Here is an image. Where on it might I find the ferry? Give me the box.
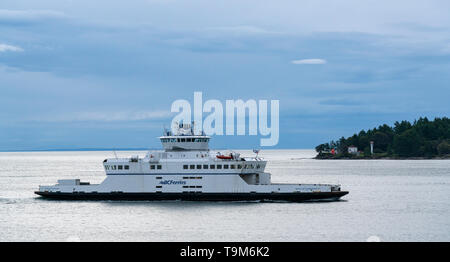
[35,123,348,202]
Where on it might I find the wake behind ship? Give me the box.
[35,123,348,202]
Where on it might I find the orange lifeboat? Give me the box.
[216,154,233,160]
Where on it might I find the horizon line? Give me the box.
[0,147,315,153]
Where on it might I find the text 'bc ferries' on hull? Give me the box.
[35,123,348,202]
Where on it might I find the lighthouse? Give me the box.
[370,141,374,155]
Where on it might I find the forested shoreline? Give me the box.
[315,117,450,159]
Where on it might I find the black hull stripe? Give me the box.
[34,191,349,202]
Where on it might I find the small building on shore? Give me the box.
[348,146,358,154]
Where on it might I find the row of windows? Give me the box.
[107,163,261,171]
[161,138,209,143]
[150,165,162,170]
[183,176,202,179]
[182,164,261,170]
[105,165,129,170]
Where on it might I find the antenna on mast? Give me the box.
[253,149,260,159]
[113,149,118,159]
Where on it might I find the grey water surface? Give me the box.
[0,150,449,241]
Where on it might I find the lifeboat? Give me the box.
[216,154,233,160]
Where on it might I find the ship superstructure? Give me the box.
[35,123,348,201]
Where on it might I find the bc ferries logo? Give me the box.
[171,91,279,146]
[159,180,187,185]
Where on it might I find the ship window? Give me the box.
[124,165,129,170]
[231,165,235,169]
[238,165,242,169]
[183,186,189,188]
[189,186,196,188]
[224,165,229,169]
[112,165,116,170]
[183,165,188,169]
[181,138,186,142]
[150,165,155,170]
[156,177,162,179]
[177,138,180,142]
[190,165,195,169]
[157,165,162,169]
[203,165,208,169]
[187,138,192,142]
[156,186,162,188]
[189,177,196,179]
[195,186,202,188]
[217,165,222,169]
[105,166,109,170]
[256,165,260,169]
[196,177,202,179]
[210,165,215,169]
[196,165,202,169]
[118,165,123,170]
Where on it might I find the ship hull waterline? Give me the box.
[35,191,348,202]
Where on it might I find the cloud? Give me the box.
[34,110,173,122]
[291,59,327,65]
[203,25,281,35]
[0,9,67,25]
[0,43,23,52]
[319,98,362,106]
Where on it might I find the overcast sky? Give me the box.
[1,0,449,150]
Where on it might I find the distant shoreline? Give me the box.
[0,148,152,152]
[0,148,313,153]
[314,117,450,160]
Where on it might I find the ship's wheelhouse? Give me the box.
[160,135,210,151]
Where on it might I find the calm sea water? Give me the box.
[0,150,449,242]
